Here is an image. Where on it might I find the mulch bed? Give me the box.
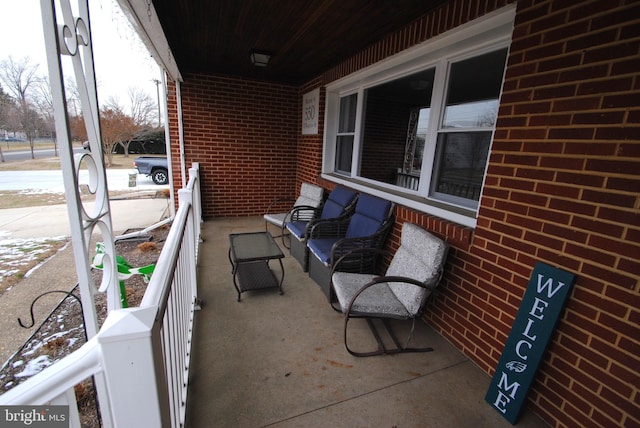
[0,225,170,427]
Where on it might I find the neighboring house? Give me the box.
[127,0,637,426]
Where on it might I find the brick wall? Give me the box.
[314,1,639,426]
[476,2,639,426]
[166,74,299,218]
[296,77,325,186]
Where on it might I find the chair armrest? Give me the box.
[265,197,296,215]
[288,204,321,222]
[330,247,391,277]
[307,216,351,239]
[345,275,435,318]
[330,217,394,267]
[281,204,322,240]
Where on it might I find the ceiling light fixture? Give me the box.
[250,49,271,67]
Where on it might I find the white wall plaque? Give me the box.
[302,88,319,135]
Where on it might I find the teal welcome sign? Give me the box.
[485,262,576,424]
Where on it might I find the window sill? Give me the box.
[320,173,478,229]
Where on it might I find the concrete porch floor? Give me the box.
[185,217,548,427]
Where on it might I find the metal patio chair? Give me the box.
[329,222,448,356]
[263,182,325,247]
[286,185,358,271]
[306,193,394,300]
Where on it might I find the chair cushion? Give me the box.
[332,272,411,318]
[263,212,289,228]
[321,186,357,219]
[386,223,448,315]
[286,221,308,240]
[265,183,323,228]
[296,183,324,208]
[345,194,392,238]
[307,238,337,265]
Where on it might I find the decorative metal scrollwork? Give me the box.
[404,109,419,173]
[40,0,120,339]
[57,16,89,56]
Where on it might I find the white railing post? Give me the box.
[188,163,202,248]
[97,307,170,427]
[178,188,198,306]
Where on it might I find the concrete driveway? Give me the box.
[0,196,171,239]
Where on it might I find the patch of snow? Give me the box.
[24,240,70,278]
[15,355,52,377]
[0,236,68,283]
[40,326,85,345]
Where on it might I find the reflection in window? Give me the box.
[431,48,507,206]
[359,68,435,190]
[432,133,491,201]
[443,99,498,128]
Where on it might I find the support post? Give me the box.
[98,307,170,427]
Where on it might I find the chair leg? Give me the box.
[344,316,434,357]
[266,221,287,240]
[280,224,291,249]
[344,316,386,357]
[394,318,434,354]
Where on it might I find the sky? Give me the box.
[0,0,162,114]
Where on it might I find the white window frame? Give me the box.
[322,5,516,228]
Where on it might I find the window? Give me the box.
[323,7,514,227]
[359,68,435,191]
[431,49,507,208]
[335,94,357,174]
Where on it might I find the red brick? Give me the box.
[589,234,640,259]
[572,111,626,125]
[564,141,618,156]
[595,126,640,141]
[533,83,577,100]
[556,172,604,188]
[586,191,638,209]
[558,64,609,83]
[603,93,640,109]
[582,262,637,289]
[586,158,640,175]
[529,113,572,126]
[578,77,634,96]
[553,96,601,112]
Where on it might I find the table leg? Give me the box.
[276,258,285,295]
[229,247,242,301]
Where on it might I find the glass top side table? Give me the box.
[228,232,285,301]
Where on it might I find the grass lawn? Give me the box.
[0,141,139,208]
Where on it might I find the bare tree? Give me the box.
[0,84,12,162]
[113,88,155,156]
[63,78,90,146]
[65,77,82,119]
[33,76,57,155]
[100,103,136,167]
[0,56,41,158]
[128,87,156,127]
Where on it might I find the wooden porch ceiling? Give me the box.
[151,0,447,84]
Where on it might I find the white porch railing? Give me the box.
[0,163,202,428]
